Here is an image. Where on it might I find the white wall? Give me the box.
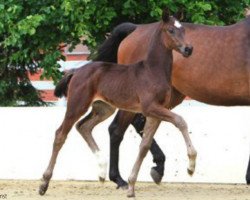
[0,101,249,183]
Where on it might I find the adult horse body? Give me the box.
[95,16,250,187]
[119,19,250,105]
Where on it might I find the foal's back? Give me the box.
[69,61,146,112]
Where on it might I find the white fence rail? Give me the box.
[0,101,249,183]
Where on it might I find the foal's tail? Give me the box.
[54,69,76,98]
[94,22,137,63]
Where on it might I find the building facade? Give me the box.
[30,44,90,104]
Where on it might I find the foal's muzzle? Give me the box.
[180,45,193,57]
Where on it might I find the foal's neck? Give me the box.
[145,25,173,78]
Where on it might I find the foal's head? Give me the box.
[161,9,193,57]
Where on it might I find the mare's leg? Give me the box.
[75,101,115,182]
[131,114,165,184]
[108,110,136,189]
[127,117,161,197]
[246,154,250,184]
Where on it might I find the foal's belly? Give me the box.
[93,98,142,113]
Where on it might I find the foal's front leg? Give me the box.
[131,113,166,184]
[108,111,166,189]
[146,105,197,175]
[127,117,161,197]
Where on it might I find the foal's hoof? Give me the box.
[247,180,250,185]
[127,189,135,198]
[99,176,105,183]
[150,167,163,184]
[127,193,135,198]
[187,168,195,176]
[39,183,49,196]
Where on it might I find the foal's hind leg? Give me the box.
[39,109,87,195]
[75,101,115,182]
[39,91,92,195]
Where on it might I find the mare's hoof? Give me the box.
[113,177,128,190]
[150,167,163,184]
[117,184,128,190]
[39,183,48,196]
[187,168,194,176]
[99,177,105,183]
[247,180,250,185]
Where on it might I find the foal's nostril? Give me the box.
[184,46,193,56]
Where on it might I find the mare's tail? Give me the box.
[94,22,137,63]
[54,69,76,98]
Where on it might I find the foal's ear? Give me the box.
[173,9,184,20]
[162,8,170,23]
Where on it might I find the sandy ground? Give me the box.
[0,180,250,200]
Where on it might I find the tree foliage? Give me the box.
[0,0,249,106]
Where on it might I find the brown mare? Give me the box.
[39,11,195,197]
[94,13,250,187]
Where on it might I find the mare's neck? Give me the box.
[145,26,173,77]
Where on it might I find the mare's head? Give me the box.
[160,9,193,57]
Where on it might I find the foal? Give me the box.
[39,10,196,197]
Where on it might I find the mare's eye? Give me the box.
[168,28,175,34]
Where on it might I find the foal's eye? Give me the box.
[168,28,175,34]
